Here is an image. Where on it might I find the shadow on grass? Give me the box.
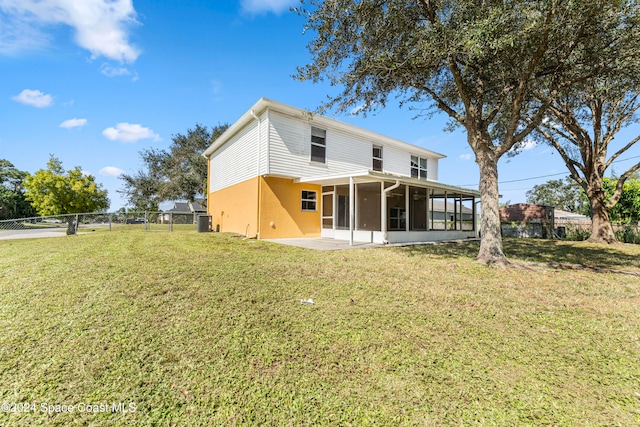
[397,238,640,271]
[398,240,480,260]
[503,238,640,271]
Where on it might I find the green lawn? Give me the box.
[0,232,638,425]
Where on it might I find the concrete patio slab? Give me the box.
[264,237,480,251]
[264,238,383,251]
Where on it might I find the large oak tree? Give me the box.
[534,76,640,243]
[119,124,228,211]
[295,0,639,265]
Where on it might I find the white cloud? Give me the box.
[12,89,53,107]
[211,79,223,94]
[101,64,130,77]
[240,0,297,14]
[99,166,124,176]
[102,122,159,143]
[59,118,87,129]
[0,0,140,62]
[0,14,46,55]
[459,153,473,161]
[349,103,366,116]
[519,139,537,151]
[101,63,138,80]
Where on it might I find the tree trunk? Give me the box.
[587,197,617,244]
[475,148,508,266]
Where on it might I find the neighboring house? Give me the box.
[500,203,556,238]
[554,209,590,224]
[553,209,592,236]
[500,203,555,224]
[159,200,207,224]
[203,98,480,244]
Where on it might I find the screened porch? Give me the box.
[301,172,480,244]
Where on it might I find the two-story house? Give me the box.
[203,98,479,244]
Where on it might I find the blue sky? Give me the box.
[1,0,638,211]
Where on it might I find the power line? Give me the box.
[455,154,640,187]
[456,171,568,187]
[499,172,568,184]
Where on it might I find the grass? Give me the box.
[0,232,638,426]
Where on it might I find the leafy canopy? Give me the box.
[606,178,640,223]
[24,156,109,216]
[119,124,228,210]
[526,177,589,214]
[295,0,634,146]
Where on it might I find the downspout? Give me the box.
[381,180,400,244]
[251,109,261,239]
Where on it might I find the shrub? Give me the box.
[615,225,640,244]
[563,225,590,241]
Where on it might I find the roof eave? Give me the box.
[202,98,447,160]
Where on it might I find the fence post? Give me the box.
[144,210,148,231]
[75,214,79,234]
[169,212,173,232]
[109,214,112,232]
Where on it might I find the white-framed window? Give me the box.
[310,127,326,163]
[411,155,428,180]
[301,190,317,211]
[372,144,383,172]
[389,207,406,230]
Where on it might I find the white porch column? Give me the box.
[405,184,409,231]
[381,180,400,242]
[381,181,386,235]
[349,176,354,246]
[332,185,337,231]
[444,191,448,230]
[354,181,359,231]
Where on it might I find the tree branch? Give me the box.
[605,135,640,170]
[537,127,586,188]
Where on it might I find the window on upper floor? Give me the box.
[310,127,326,163]
[372,144,383,172]
[411,155,428,180]
[301,190,318,211]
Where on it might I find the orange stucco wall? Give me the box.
[208,177,259,237]
[258,176,321,239]
[208,175,321,239]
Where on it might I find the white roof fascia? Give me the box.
[294,170,372,185]
[297,170,480,196]
[202,98,446,160]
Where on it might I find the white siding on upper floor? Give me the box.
[368,146,439,181]
[267,111,308,177]
[208,105,442,190]
[427,158,438,181]
[209,119,262,192]
[382,145,409,176]
[267,110,438,180]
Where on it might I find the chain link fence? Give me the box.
[0,211,203,236]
